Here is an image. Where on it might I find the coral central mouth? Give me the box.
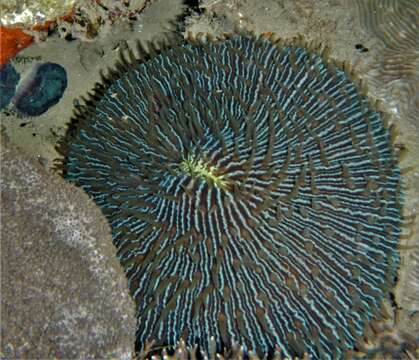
[178,154,230,190]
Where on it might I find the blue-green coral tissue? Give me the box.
[59,34,402,359]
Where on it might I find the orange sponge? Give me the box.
[0,26,34,68]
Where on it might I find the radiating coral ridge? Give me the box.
[57,33,403,359]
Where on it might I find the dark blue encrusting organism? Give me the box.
[56,34,403,359]
[0,63,20,110]
[13,62,67,116]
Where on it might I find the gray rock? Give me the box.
[0,134,136,359]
